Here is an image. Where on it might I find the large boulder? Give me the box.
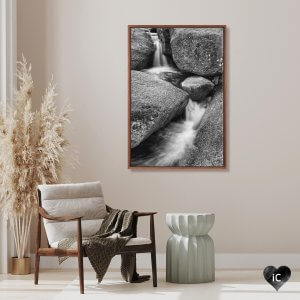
[171,28,223,76]
[131,29,155,70]
[144,67,190,88]
[157,28,172,57]
[180,84,224,166]
[181,76,214,101]
[131,70,189,148]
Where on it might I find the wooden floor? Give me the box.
[1,269,300,299]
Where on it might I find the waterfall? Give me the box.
[151,33,169,67]
[132,32,207,166]
[146,33,177,75]
[132,99,206,166]
[185,99,206,129]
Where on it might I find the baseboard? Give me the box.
[31,253,300,270]
[215,253,300,269]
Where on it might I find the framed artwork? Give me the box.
[128,25,226,169]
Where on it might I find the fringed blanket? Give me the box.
[58,208,138,283]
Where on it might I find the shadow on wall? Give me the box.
[17,0,48,252]
[17,0,47,110]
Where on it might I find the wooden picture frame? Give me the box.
[128,25,226,169]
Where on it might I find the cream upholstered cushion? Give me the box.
[50,237,152,249]
[39,182,107,245]
[44,219,104,245]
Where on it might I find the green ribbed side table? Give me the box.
[166,213,215,283]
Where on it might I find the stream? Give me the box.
[131,33,207,166]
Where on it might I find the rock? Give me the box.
[181,76,214,101]
[180,83,224,166]
[131,29,155,70]
[170,28,223,76]
[156,70,189,88]
[131,71,189,148]
[212,76,219,85]
[157,28,172,57]
[144,67,190,88]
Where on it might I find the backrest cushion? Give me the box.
[39,181,107,245]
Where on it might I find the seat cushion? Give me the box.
[50,237,152,249]
[38,182,107,245]
[45,219,104,245]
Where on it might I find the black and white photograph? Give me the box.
[129,25,225,168]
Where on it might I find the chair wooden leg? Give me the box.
[34,254,40,285]
[78,252,84,294]
[77,218,84,294]
[150,214,157,287]
[151,250,157,287]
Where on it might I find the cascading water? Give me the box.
[147,33,176,75]
[132,99,206,166]
[132,33,207,166]
[151,33,169,67]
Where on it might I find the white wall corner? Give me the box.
[0,0,17,274]
[0,0,16,113]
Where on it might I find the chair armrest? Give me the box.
[38,207,82,222]
[133,212,157,245]
[134,212,157,217]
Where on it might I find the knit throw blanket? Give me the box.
[58,208,137,283]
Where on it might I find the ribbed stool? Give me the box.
[166,213,215,283]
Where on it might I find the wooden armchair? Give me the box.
[34,182,157,294]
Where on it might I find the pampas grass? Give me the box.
[0,57,70,258]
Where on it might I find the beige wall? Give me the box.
[18,0,300,254]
